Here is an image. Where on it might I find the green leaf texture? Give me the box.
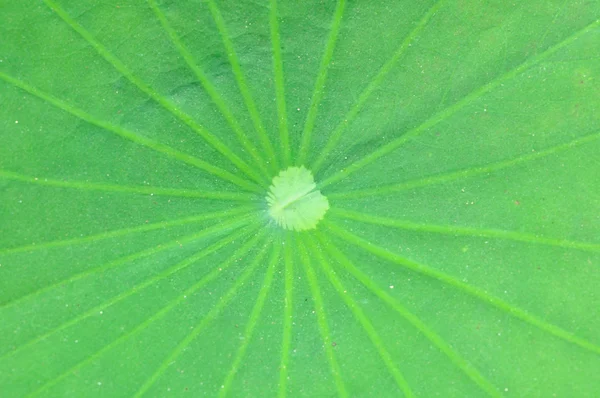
[1,0,599,396]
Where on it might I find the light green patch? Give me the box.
[267,166,329,231]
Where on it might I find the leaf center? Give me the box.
[266,166,329,231]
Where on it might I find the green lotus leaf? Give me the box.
[1,0,599,397]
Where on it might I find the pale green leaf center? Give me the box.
[266,166,329,231]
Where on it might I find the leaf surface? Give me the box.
[1,0,599,397]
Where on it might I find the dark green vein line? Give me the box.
[279,232,294,398]
[133,236,272,398]
[330,208,600,253]
[26,229,266,398]
[147,0,271,181]
[42,0,265,187]
[325,221,600,356]
[0,170,259,202]
[0,206,253,257]
[270,0,291,167]
[306,235,415,397]
[327,130,600,201]
[310,0,446,173]
[318,18,600,188]
[220,239,282,397]
[1,219,259,363]
[536,0,570,51]
[296,0,346,167]
[436,61,461,111]
[0,71,261,193]
[297,235,348,397]
[205,0,279,173]
[0,214,253,310]
[315,232,502,397]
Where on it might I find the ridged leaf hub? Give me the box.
[267,166,329,231]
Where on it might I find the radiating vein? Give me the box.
[42,0,265,186]
[220,239,281,397]
[205,0,279,172]
[25,229,267,398]
[327,130,600,200]
[0,71,261,192]
[279,232,294,398]
[315,232,502,397]
[318,18,600,188]
[329,208,600,253]
[325,221,600,356]
[147,0,271,181]
[0,205,253,257]
[0,211,251,309]
[1,218,259,362]
[306,235,415,397]
[297,235,348,398]
[0,169,259,202]
[270,0,292,167]
[311,0,447,173]
[296,0,347,166]
[133,236,272,397]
